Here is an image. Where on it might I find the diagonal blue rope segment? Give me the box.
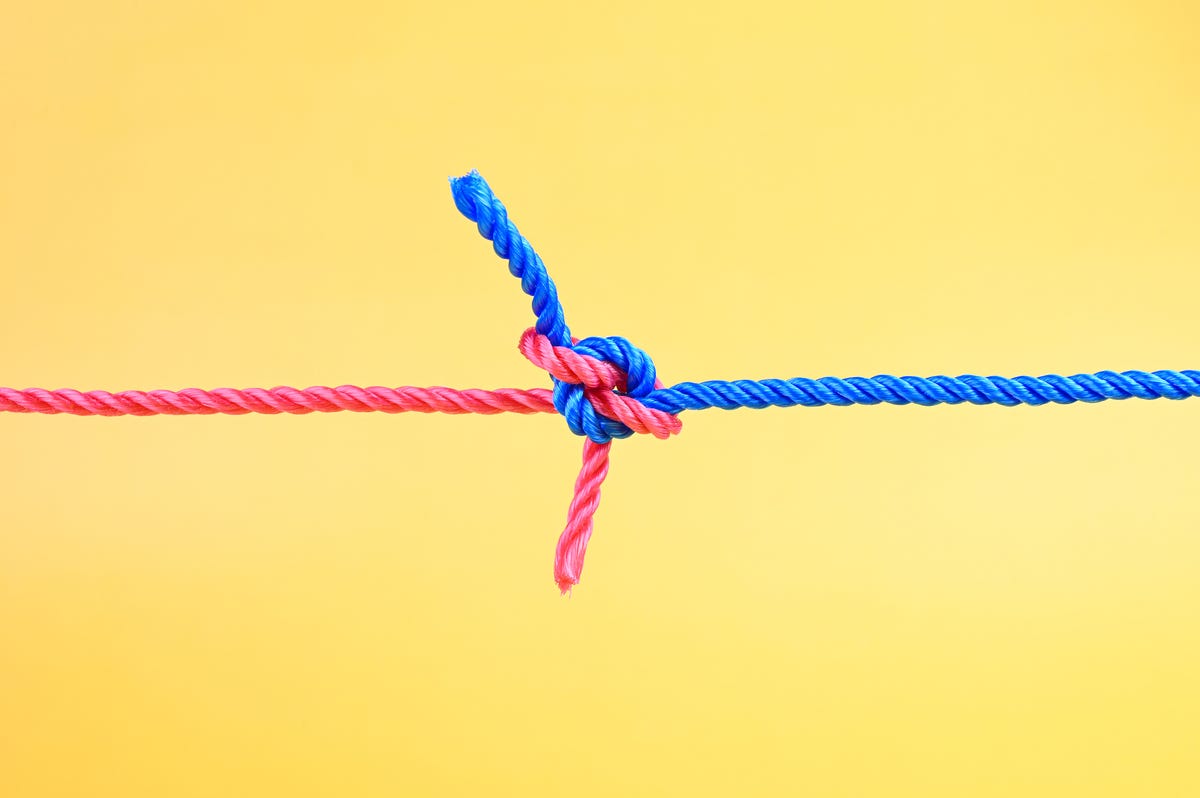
[451,170,638,442]
[640,370,1200,414]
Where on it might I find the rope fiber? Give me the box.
[3,170,1196,592]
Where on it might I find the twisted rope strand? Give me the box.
[640,370,1200,413]
[0,385,555,416]
[3,170,1197,592]
[555,439,611,593]
[450,171,572,347]
[518,327,626,389]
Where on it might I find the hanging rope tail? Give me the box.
[3,169,1199,592]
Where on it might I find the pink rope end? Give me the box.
[554,439,612,593]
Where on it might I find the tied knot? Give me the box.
[519,328,682,443]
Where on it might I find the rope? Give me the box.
[3,170,1195,593]
[640,370,1200,412]
[0,385,553,416]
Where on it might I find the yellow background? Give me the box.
[2,2,1198,795]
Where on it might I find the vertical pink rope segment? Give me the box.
[519,326,682,590]
[555,439,613,593]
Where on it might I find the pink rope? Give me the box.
[0,328,681,592]
[555,439,611,593]
[0,385,553,416]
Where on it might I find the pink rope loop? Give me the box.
[518,328,628,390]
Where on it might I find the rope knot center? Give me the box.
[518,327,681,442]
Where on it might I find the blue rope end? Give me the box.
[449,169,489,221]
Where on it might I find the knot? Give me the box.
[519,327,682,442]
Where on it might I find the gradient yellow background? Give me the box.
[2,2,1199,795]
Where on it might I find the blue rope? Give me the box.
[451,171,1198,439]
[449,171,572,347]
[639,371,1200,414]
[451,171,653,442]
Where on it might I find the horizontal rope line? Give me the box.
[5,370,1198,418]
[643,369,1200,413]
[0,386,555,416]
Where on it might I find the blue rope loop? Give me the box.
[450,170,662,443]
